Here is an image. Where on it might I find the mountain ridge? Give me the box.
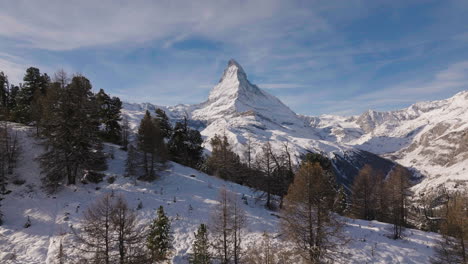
[121,60,468,195]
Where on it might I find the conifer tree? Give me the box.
[14,67,49,123]
[154,108,172,139]
[137,110,166,180]
[190,223,211,264]
[39,74,105,191]
[168,117,203,168]
[147,206,172,262]
[7,84,19,115]
[205,134,242,182]
[96,89,122,144]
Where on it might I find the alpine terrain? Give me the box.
[123,60,468,195]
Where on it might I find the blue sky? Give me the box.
[0,0,468,116]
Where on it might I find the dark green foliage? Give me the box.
[14,67,49,123]
[190,224,211,264]
[154,108,172,139]
[137,110,167,181]
[87,141,108,172]
[39,74,106,192]
[204,134,243,182]
[168,117,203,168]
[147,206,172,262]
[96,89,122,144]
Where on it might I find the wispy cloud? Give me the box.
[0,0,467,117]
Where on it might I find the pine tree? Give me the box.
[137,110,166,181]
[190,224,211,264]
[147,206,172,262]
[7,84,19,115]
[96,89,122,144]
[154,108,172,139]
[14,67,49,123]
[204,134,242,182]
[168,117,203,168]
[39,74,105,191]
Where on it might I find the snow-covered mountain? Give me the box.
[122,60,468,195]
[192,59,300,125]
[306,91,468,194]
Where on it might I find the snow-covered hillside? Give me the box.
[0,124,443,263]
[306,91,468,194]
[121,60,468,195]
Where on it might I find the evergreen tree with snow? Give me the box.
[147,206,172,262]
[189,224,211,264]
[154,108,172,139]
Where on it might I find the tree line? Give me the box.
[62,156,349,264]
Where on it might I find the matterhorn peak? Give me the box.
[219,58,248,83]
[208,59,261,102]
[192,59,300,124]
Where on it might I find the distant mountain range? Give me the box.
[122,60,468,195]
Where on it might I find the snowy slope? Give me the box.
[0,124,443,263]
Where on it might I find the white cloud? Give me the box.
[0,0,318,51]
